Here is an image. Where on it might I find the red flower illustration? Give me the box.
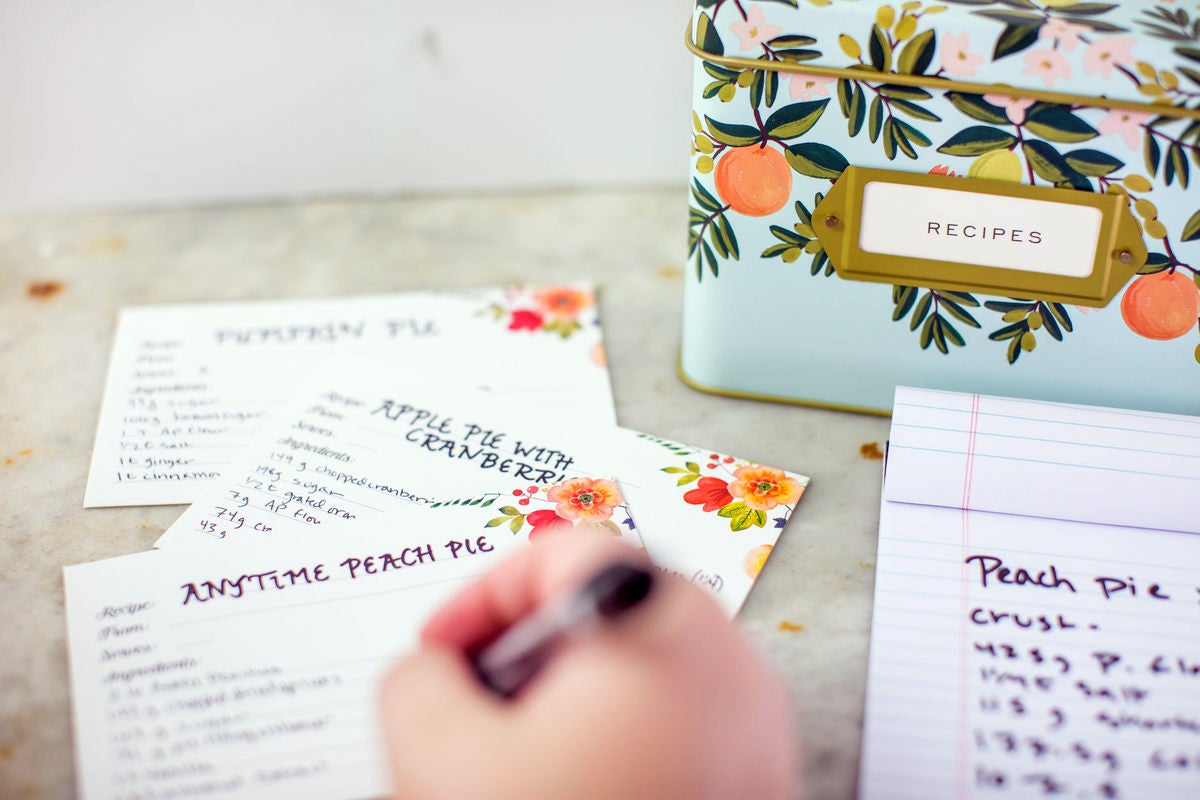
[526,509,573,540]
[508,309,544,331]
[683,476,733,513]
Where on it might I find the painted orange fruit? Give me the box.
[743,544,774,578]
[1120,270,1200,341]
[714,145,792,217]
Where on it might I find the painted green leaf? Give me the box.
[889,98,941,122]
[509,515,525,535]
[892,285,918,320]
[703,62,739,80]
[1145,133,1162,175]
[715,214,740,259]
[977,10,1045,26]
[945,92,1009,125]
[937,126,1018,156]
[868,95,884,143]
[1182,210,1200,242]
[894,119,931,148]
[1063,149,1124,177]
[869,24,892,71]
[897,29,936,75]
[701,239,718,279]
[837,78,853,117]
[910,291,933,331]
[768,34,817,48]
[704,116,761,147]
[1021,139,1073,183]
[1057,4,1119,16]
[876,84,933,101]
[848,84,867,135]
[694,12,723,56]
[1165,142,1190,188]
[485,516,507,528]
[882,118,899,160]
[989,322,1025,342]
[1024,106,1099,143]
[785,142,849,179]
[992,23,1041,60]
[499,505,520,516]
[717,501,764,531]
[1047,302,1073,332]
[676,474,700,486]
[763,98,830,140]
[691,179,723,213]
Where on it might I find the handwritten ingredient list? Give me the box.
[858,387,1200,800]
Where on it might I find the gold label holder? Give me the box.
[812,168,1148,307]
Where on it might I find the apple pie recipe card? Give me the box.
[152,368,809,616]
[84,286,613,508]
[66,495,641,800]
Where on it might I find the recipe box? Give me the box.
[679,1,1200,415]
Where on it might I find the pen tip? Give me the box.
[590,563,654,618]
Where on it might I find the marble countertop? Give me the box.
[0,188,891,799]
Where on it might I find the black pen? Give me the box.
[470,562,655,698]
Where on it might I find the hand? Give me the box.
[379,531,799,799]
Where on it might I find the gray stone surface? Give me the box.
[0,189,890,799]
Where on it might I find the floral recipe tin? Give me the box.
[680,1,1200,415]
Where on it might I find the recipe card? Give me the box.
[858,387,1200,800]
[84,286,613,508]
[66,492,641,800]
[153,370,808,616]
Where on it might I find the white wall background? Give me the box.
[0,0,695,212]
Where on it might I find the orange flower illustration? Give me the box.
[728,466,803,511]
[534,287,593,320]
[546,477,621,522]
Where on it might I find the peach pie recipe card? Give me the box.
[65,496,641,800]
[153,368,809,616]
[84,285,613,508]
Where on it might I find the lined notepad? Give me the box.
[859,387,1200,800]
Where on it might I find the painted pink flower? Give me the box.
[789,73,835,101]
[983,93,1037,125]
[683,476,734,513]
[939,32,984,78]
[1038,17,1088,52]
[525,509,573,540]
[730,6,781,52]
[507,309,543,331]
[545,477,621,523]
[1098,109,1152,150]
[1022,48,1073,88]
[1084,37,1137,80]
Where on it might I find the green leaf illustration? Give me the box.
[1182,210,1200,242]
[694,12,723,56]
[992,23,1041,60]
[763,99,830,140]
[784,142,849,178]
[704,116,761,147]
[509,515,525,535]
[1024,105,1099,143]
[1063,149,1124,176]
[945,92,1010,125]
[897,29,936,75]
[868,24,892,71]
[716,501,767,531]
[938,126,1018,155]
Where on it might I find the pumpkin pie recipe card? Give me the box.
[84,285,613,508]
[152,366,809,616]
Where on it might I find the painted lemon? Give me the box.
[968,148,1022,183]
